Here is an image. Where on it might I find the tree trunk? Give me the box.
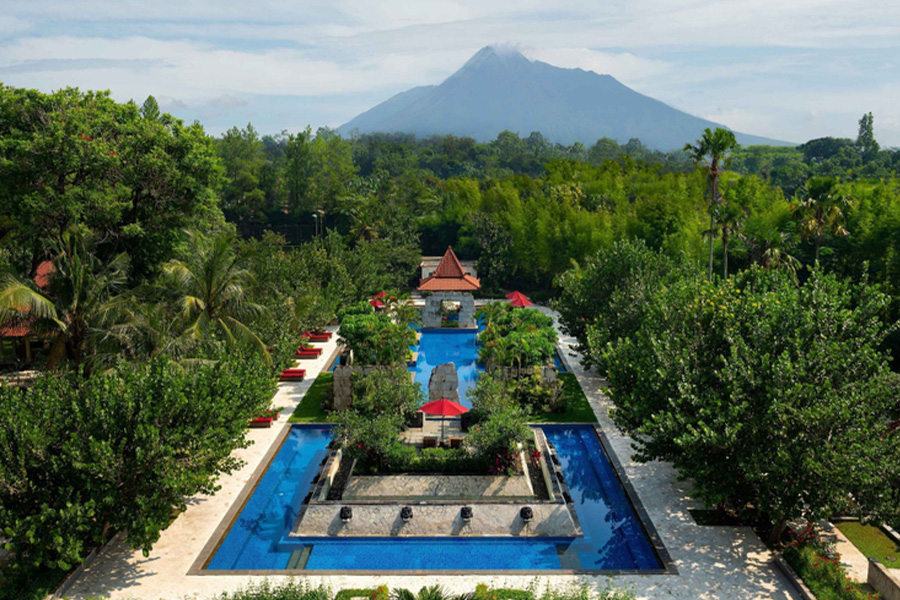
[723,230,729,279]
[45,332,68,371]
[768,518,789,546]
[708,212,715,281]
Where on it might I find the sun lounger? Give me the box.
[303,330,333,342]
[279,369,306,381]
[295,347,322,358]
[423,436,438,448]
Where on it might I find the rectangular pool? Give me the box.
[201,424,668,573]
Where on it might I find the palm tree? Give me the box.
[792,177,852,263]
[0,233,129,369]
[161,233,269,362]
[746,228,801,272]
[684,128,739,280]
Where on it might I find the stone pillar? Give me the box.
[428,362,459,402]
[457,294,475,328]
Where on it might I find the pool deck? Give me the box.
[63,309,800,600]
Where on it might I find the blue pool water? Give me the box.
[206,425,662,572]
[409,328,482,407]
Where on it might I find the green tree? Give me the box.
[161,232,268,360]
[338,313,415,365]
[217,124,268,223]
[0,233,130,369]
[792,177,852,262]
[140,95,160,121]
[0,85,224,279]
[0,352,273,569]
[684,128,739,279]
[283,128,313,214]
[604,266,900,543]
[856,112,880,163]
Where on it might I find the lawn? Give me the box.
[287,373,337,423]
[528,373,598,424]
[835,521,900,569]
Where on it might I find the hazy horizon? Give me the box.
[1,1,898,146]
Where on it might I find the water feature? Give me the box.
[204,424,663,572]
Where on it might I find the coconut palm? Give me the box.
[161,232,269,362]
[684,128,739,280]
[0,233,130,369]
[792,177,852,263]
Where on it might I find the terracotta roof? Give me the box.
[34,261,54,290]
[417,247,481,292]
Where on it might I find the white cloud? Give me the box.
[0,0,898,144]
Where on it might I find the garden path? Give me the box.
[64,308,801,600]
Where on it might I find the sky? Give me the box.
[1,0,899,146]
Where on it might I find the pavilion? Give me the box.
[417,247,480,328]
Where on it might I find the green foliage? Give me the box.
[350,366,423,418]
[0,85,224,280]
[335,367,423,470]
[471,369,564,416]
[0,563,68,600]
[477,304,557,369]
[465,405,531,474]
[0,352,273,570]
[602,265,900,539]
[554,239,690,372]
[214,581,332,600]
[381,444,487,474]
[783,537,873,600]
[339,314,416,365]
[527,373,597,423]
[338,300,375,321]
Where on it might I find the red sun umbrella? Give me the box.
[505,291,527,300]
[510,296,533,308]
[420,398,469,416]
[369,298,384,308]
[420,398,468,444]
[372,291,387,298]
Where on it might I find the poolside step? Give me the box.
[286,546,312,570]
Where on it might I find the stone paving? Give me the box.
[64,309,801,600]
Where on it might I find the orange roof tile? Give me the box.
[417,247,481,292]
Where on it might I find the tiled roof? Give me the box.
[417,247,481,291]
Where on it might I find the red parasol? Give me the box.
[420,398,468,444]
[420,398,469,416]
[509,296,532,308]
[505,291,527,300]
[372,291,387,298]
[369,298,384,308]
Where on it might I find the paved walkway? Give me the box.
[65,309,800,600]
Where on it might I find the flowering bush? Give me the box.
[783,525,880,600]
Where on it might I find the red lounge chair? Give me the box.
[249,416,274,428]
[279,369,306,381]
[295,348,322,358]
[304,330,333,340]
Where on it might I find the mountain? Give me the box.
[338,46,789,151]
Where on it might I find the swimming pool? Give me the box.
[409,327,482,408]
[202,424,667,573]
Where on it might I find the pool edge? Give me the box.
[192,423,677,577]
